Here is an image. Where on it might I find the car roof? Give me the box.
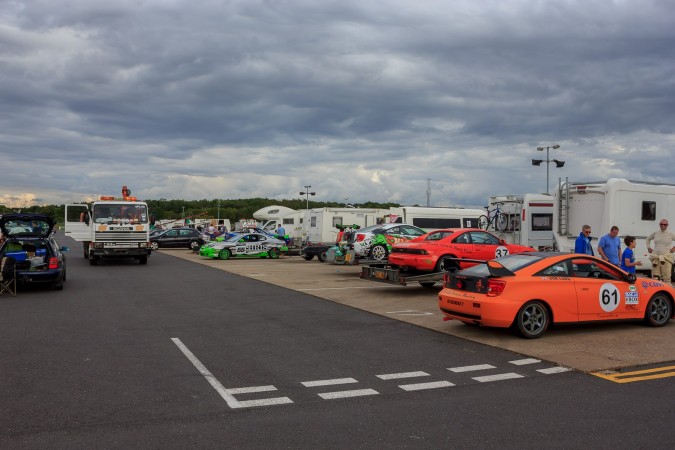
[0,213,54,238]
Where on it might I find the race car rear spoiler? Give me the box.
[446,258,516,277]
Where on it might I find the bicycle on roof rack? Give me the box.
[478,202,509,232]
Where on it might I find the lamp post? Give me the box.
[532,144,564,194]
[299,185,316,210]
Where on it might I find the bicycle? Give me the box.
[478,202,509,232]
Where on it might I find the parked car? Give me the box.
[0,213,68,290]
[150,227,205,250]
[351,223,427,261]
[199,232,287,260]
[389,228,534,272]
[438,252,675,338]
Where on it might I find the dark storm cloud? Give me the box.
[1,0,674,207]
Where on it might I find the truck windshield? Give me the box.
[93,204,148,224]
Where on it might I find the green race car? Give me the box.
[199,232,288,260]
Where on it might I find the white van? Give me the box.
[384,206,484,230]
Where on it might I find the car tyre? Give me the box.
[89,256,98,265]
[644,293,672,327]
[150,242,159,250]
[269,248,280,259]
[435,256,459,273]
[138,255,148,265]
[514,301,549,339]
[218,249,231,260]
[317,250,328,263]
[302,254,314,261]
[369,244,388,261]
[189,240,201,251]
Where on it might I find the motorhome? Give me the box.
[305,207,387,244]
[384,206,484,230]
[485,194,555,251]
[554,178,675,273]
[252,205,304,241]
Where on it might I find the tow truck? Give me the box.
[65,186,152,265]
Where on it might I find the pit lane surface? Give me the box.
[165,249,675,372]
[1,234,674,448]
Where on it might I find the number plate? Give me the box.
[374,270,386,279]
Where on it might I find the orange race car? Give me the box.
[388,228,534,273]
[438,252,675,338]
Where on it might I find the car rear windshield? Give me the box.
[461,254,541,277]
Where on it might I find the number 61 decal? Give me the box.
[599,283,620,312]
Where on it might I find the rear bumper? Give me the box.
[92,248,150,257]
[17,269,63,284]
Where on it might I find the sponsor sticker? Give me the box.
[625,291,639,305]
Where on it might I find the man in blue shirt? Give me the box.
[598,226,621,265]
[574,225,594,255]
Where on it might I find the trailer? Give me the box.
[554,178,675,275]
[484,194,555,251]
[360,265,445,288]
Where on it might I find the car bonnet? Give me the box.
[0,213,54,238]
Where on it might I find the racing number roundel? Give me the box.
[495,246,509,258]
[599,283,620,312]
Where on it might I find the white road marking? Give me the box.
[236,397,294,408]
[172,338,292,409]
[473,373,524,382]
[448,364,496,372]
[318,389,379,399]
[509,358,541,365]
[376,371,430,380]
[172,338,240,409]
[537,366,573,374]
[399,381,455,391]
[301,377,358,387]
[227,385,278,394]
[386,310,435,316]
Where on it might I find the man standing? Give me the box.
[646,219,675,283]
[574,225,594,255]
[276,224,286,237]
[598,226,621,265]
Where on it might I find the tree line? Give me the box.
[0,198,402,225]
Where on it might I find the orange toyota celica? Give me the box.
[438,252,675,338]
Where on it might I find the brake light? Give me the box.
[487,279,506,296]
[48,257,59,269]
[355,233,366,242]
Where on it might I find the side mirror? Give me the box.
[627,273,637,284]
[499,239,506,245]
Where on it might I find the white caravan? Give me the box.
[252,205,304,240]
[384,206,484,230]
[554,178,675,271]
[305,207,387,244]
[485,194,555,251]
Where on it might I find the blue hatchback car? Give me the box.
[0,213,68,290]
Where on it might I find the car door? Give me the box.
[570,257,639,321]
[468,231,508,260]
[532,260,579,322]
[161,229,180,247]
[178,229,193,247]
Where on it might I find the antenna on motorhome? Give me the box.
[426,178,431,207]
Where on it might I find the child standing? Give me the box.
[621,236,642,273]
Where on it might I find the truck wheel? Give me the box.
[318,250,328,262]
[369,244,388,261]
[89,256,98,266]
[138,255,148,265]
[83,243,89,258]
[302,254,315,261]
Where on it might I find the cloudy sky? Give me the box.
[1,0,674,209]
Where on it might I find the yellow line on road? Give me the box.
[592,365,675,383]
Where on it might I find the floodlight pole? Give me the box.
[532,144,563,194]
[299,185,316,210]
